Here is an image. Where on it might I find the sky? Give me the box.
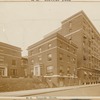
[0,2,100,56]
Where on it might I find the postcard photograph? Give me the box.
[0,1,100,100]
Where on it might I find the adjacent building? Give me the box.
[21,57,28,77]
[0,42,23,77]
[27,33,78,87]
[58,11,100,85]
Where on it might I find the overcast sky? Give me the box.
[0,2,100,56]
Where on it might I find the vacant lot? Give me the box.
[0,78,48,92]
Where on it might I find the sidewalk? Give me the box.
[0,84,99,97]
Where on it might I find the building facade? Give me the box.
[0,42,23,77]
[27,33,78,87]
[21,57,28,77]
[28,10,100,86]
[59,11,100,85]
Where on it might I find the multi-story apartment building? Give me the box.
[0,42,23,77]
[58,11,100,85]
[28,10,100,86]
[27,33,78,87]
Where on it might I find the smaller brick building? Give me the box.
[21,57,28,77]
[27,33,78,87]
[0,42,23,78]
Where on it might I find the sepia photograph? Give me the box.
[0,1,100,100]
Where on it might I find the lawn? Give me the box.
[0,77,48,92]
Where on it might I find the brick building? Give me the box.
[21,57,28,77]
[0,42,23,77]
[27,33,78,87]
[58,11,100,85]
[28,10,100,86]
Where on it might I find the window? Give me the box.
[69,29,72,32]
[59,70,63,75]
[39,57,42,61]
[21,59,27,65]
[48,53,52,61]
[47,66,53,73]
[69,21,72,28]
[83,34,87,39]
[59,66,63,75]
[83,48,85,53]
[39,47,42,52]
[34,67,39,76]
[59,66,63,70]
[0,56,4,65]
[83,26,86,30]
[88,40,91,47]
[67,67,70,74]
[69,21,72,32]
[38,56,42,61]
[68,36,72,43]
[89,50,91,54]
[89,63,91,68]
[48,43,52,48]
[83,55,86,60]
[73,49,76,54]
[69,22,72,27]
[21,60,23,65]
[59,41,62,48]
[0,48,4,52]
[11,69,17,76]
[72,58,76,64]
[67,55,70,62]
[31,59,34,65]
[69,36,72,40]
[89,27,91,33]
[0,58,4,65]
[89,56,91,61]
[0,69,5,76]
[83,19,86,24]
[31,50,34,55]
[83,42,85,46]
[66,45,69,51]
[59,53,63,60]
[12,60,16,65]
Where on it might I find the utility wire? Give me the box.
[2,24,10,44]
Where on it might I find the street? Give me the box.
[0,84,100,100]
[0,84,100,97]
[31,84,100,96]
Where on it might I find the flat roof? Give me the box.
[27,32,77,50]
[0,42,21,51]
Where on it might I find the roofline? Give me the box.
[27,32,77,50]
[62,10,83,24]
[27,33,59,50]
[0,42,21,51]
[62,10,100,38]
[82,11,100,38]
[44,27,61,38]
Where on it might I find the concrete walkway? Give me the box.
[0,84,100,97]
